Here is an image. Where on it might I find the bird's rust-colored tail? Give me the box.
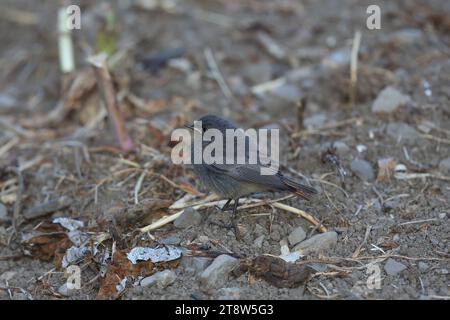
[282,177,318,200]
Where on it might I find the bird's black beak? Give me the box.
[184,123,202,133]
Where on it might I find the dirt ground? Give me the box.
[0,0,449,300]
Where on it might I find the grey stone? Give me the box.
[438,157,450,174]
[288,226,306,246]
[269,230,281,241]
[253,235,265,248]
[303,113,327,129]
[228,76,248,96]
[386,122,421,145]
[186,71,201,90]
[384,258,407,276]
[58,283,75,297]
[217,287,241,300]
[181,256,211,275]
[199,254,239,289]
[160,236,181,245]
[0,93,16,111]
[271,84,301,103]
[330,140,350,156]
[383,198,402,212]
[140,270,176,288]
[0,203,9,223]
[309,263,329,273]
[372,86,411,113]
[322,47,351,68]
[350,159,375,181]
[388,28,423,45]
[173,208,202,228]
[243,62,272,84]
[418,262,429,272]
[438,268,449,275]
[293,232,338,255]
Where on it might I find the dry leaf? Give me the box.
[377,157,396,182]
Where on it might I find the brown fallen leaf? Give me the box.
[379,241,399,250]
[97,249,180,300]
[54,238,74,270]
[20,68,97,128]
[23,222,68,261]
[233,255,314,288]
[377,157,397,182]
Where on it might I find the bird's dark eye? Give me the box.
[202,127,207,133]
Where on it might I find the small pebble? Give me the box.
[174,208,202,228]
[0,203,10,223]
[384,258,407,276]
[288,226,306,246]
[140,270,176,288]
[293,232,338,255]
[350,159,375,181]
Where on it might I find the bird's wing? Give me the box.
[207,163,285,190]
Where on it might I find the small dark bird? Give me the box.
[185,115,317,229]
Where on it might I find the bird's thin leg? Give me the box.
[232,198,239,216]
[210,198,236,230]
[231,198,241,240]
[214,198,232,212]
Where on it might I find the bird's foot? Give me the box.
[209,220,233,230]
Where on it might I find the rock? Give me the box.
[350,159,375,181]
[186,71,201,90]
[217,287,241,300]
[288,226,306,246]
[0,203,9,223]
[168,58,191,73]
[322,47,351,68]
[270,84,301,103]
[356,144,367,153]
[160,236,181,245]
[293,232,338,255]
[243,62,272,84]
[196,235,209,243]
[438,212,447,219]
[140,270,176,288]
[438,157,450,174]
[388,28,423,45]
[24,196,73,220]
[253,235,265,248]
[438,268,449,275]
[331,141,350,156]
[228,76,248,96]
[58,283,75,297]
[269,229,281,242]
[199,254,239,289]
[383,197,402,212]
[0,92,16,111]
[384,258,407,276]
[418,262,429,272]
[386,122,421,145]
[0,271,16,281]
[181,257,211,275]
[372,86,411,114]
[303,113,327,129]
[173,208,202,228]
